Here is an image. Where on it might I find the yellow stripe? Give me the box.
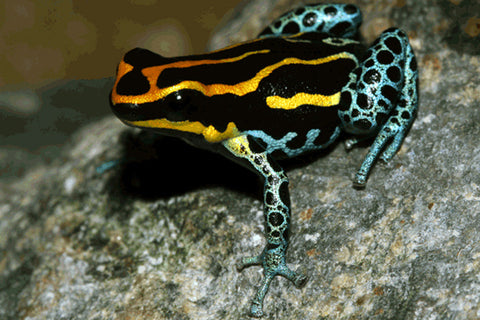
[114,52,355,104]
[125,119,240,143]
[266,92,341,109]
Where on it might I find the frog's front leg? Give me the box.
[339,27,418,187]
[222,135,307,318]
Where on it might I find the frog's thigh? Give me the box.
[338,27,418,186]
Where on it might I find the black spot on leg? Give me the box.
[377,50,394,64]
[266,191,274,206]
[262,165,270,175]
[381,85,398,102]
[339,91,352,111]
[324,6,338,16]
[343,114,351,123]
[267,175,274,185]
[356,93,369,109]
[274,21,282,29]
[283,22,300,34]
[401,111,411,119]
[365,59,375,68]
[302,12,317,27]
[387,66,401,83]
[384,37,402,54]
[268,211,285,227]
[363,69,381,84]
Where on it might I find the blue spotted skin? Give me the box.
[234,3,418,317]
[259,3,362,38]
[339,27,418,185]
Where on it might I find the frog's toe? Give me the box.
[236,254,262,271]
[353,172,368,188]
[250,300,264,318]
[276,264,308,288]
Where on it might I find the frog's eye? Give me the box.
[165,91,193,121]
[169,91,189,109]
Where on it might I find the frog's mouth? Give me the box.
[120,117,240,144]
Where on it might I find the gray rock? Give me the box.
[1,0,480,319]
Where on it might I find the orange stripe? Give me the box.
[113,52,355,104]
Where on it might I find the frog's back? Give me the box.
[112,34,362,153]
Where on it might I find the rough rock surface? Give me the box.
[1,0,480,319]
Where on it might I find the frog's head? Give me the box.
[110,48,240,143]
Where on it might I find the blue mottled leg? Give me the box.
[338,28,418,187]
[223,135,307,317]
[258,3,362,38]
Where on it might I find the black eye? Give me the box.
[165,90,192,121]
[169,91,189,109]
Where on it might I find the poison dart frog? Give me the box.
[110,3,418,317]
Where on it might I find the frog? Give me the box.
[110,3,418,317]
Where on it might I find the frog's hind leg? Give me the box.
[258,3,362,38]
[338,27,419,187]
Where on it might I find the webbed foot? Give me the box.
[237,248,307,317]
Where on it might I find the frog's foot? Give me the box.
[352,124,410,187]
[236,250,307,318]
